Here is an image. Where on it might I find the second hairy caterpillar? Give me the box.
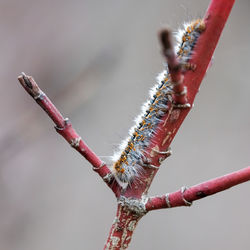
[111,19,205,188]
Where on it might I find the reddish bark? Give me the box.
[146,166,250,211]
[105,0,237,248]
[104,204,142,249]
[18,73,117,191]
[159,29,187,105]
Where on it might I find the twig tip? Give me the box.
[159,28,172,52]
[20,72,33,89]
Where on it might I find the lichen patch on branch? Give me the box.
[118,196,148,216]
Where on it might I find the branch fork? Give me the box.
[118,196,148,216]
[16,1,248,249]
[18,73,116,190]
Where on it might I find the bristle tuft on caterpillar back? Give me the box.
[111,19,205,188]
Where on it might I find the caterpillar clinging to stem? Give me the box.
[111,19,205,188]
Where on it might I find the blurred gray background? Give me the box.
[0,0,250,249]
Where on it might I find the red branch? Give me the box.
[104,204,142,249]
[18,73,117,191]
[104,0,236,248]
[159,29,187,105]
[146,166,250,211]
[123,0,235,199]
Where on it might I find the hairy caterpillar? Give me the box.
[111,19,205,188]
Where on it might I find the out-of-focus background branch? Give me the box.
[0,0,249,249]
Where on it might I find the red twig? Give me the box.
[159,29,188,105]
[146,166,250,211]
[18,73,116,190]
[104,0,236,248]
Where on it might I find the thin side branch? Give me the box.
[146,166,250,211]
[159,29,188,106]
[18,73,116,190]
